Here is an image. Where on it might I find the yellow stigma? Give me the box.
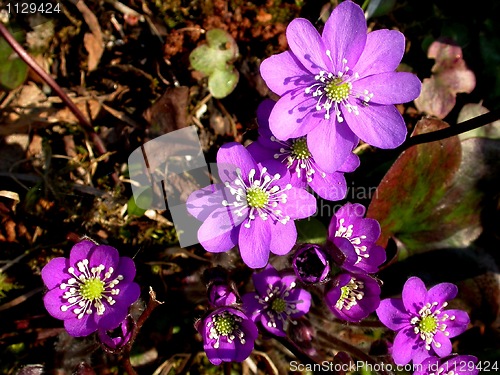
[419,316,438,333]
[291,138,311,159]
[271,298,287,313]
[79,278,105,300]
[214,315,236,336]
[246,187,269,208]
[324,78,351,102]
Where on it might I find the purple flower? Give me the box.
[260,0,421,172]
[41,240,141,337]
[98,315,134,351]
[186,142,317,268]
[198,306,258,365]
[242,265,312,336]
[324,272,381,322]
[376,277,470,365]
[248,99,359,201]
[328,202,386,274]
[292,243,331,284]
[413,355,479,375]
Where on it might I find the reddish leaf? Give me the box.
[415,39,476,119]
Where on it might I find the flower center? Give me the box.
[291,138,311,160]
[257,281,304,331]
[246,187,269,209]
[270,136,324,183]
[335,277,364,311]
[213,314,236,336]
[304,52,374,122]
[207,310,246,349]
[418,315,438,333]
[59,259,123,319]
[223,167,292,228]
[324,78,351,102]
[271,298,287,313]
[410,301,456,351]
[80,278,105,300]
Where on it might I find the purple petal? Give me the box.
[353,30,405,77]
[186,183,228,221]
[269,220,297,256]
[426,282,458,306]
[280,187,317,219]
[286,18,331,73]
[353,72,422,105]
[343,103,406,149]
[269,90,324,141]
[241,292,262,321]
[64,314,98,337]
[41,257,68,290]
[246,141,277,163]
[432,331,452,358]
[260,52,314,96]
[338,152,360,173]
[392,327,417,365]
[414,357,441,375]
[402,277,427,314]
[287,288,312,318]
[239,219,272,268]
[261,312,286,336]
[354,244,386,274]
[43,288,71,320]
[198,206,243,252]
[115,256,137,284]
[217,142,259,184]
[97,282,141,331]
[69,240,97,266]
[308,170,347,201]
[89,245,120,271]
[307,120,358,173]
[441,309,470,337]
[412,343,436,365]
[376,298,411,331]
[252,264,280,296]
[322,1,367,73]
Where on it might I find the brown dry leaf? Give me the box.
[143,86,190,139]
[83,33,104,72]
[75,0,104,72]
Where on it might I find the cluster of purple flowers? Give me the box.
[289,202,385,322]
[39,1,477,372]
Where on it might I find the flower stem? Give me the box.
[121,287,164,375]
[402,109,500,151]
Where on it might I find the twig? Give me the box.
[0,22,121,185]
[401,108,500,151]
[121,287,164,375]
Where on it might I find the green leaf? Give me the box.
[189,28,239,98]
[127,188,154,217]
[296,218,327,245]
[208,68,239,99]
[0,57,29,90]
[0,31,28,90]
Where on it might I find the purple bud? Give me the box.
[292,244,331,284]
[207,283,238,308]
[97,315,134,351]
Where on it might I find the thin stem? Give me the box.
[401,108,500,151]
[0,22,110,156]
[120,287,164,375]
